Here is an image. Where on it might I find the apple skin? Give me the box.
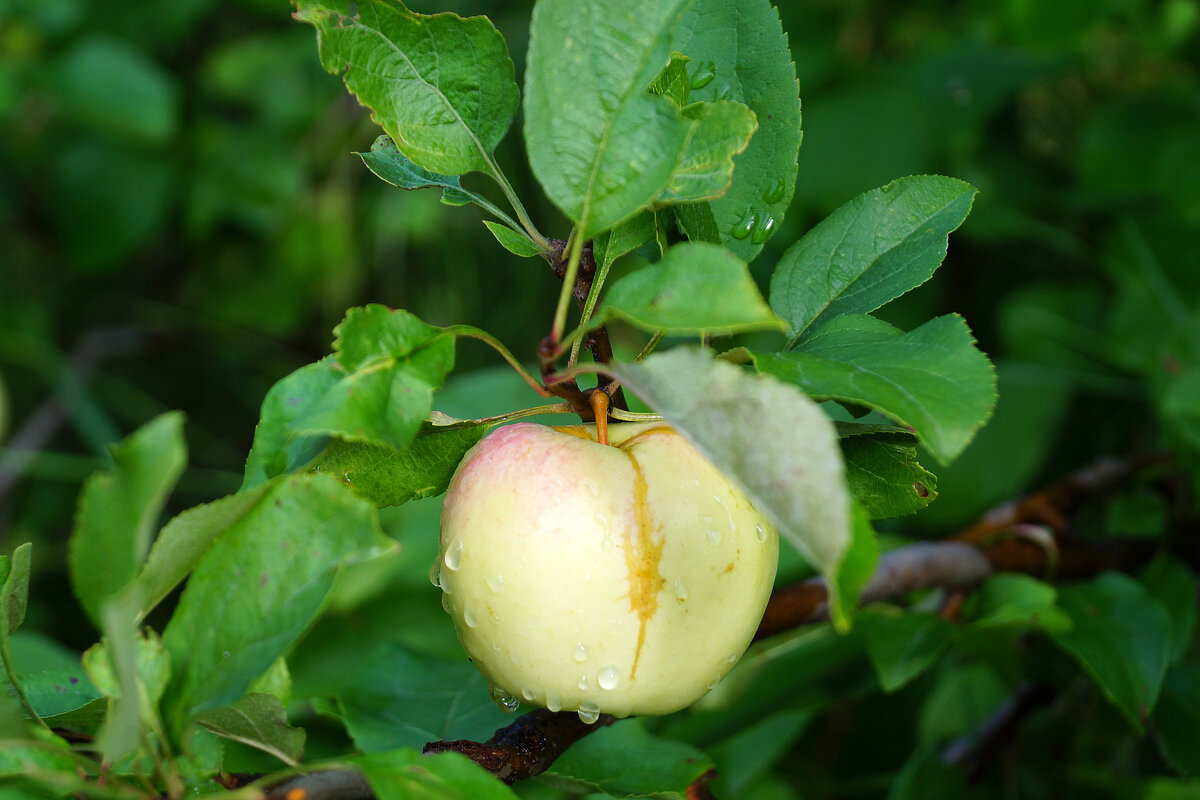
[436,421,778,719]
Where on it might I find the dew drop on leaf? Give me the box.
[751,213,776,244]
[731,210,756,240]
[690,60,716,89]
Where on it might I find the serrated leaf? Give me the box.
[593,242,782,335]
[1049,572,1171,733]
[770,176,977,344]
[545,719,714,797]
[243,359,340,489]
[670,0,801,260]
[296,0,518,176]
[162,473,393,720]
[967,573,1071,632]
[610,347,851,606]
[524,0,755,238]
[754,314,996,464]
[865,609,956,692]
[334,641,514,752]
[132,485,275,619]
[310,423,485,508]
[356,750,520,800]
[194,693,305,767]
[837,423,938,519]
[649,51,691,107]
[482,221,540,258]
[68,412,187,628]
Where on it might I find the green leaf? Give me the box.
[68,412,187,628]
[482,221,540,258]
[20,669,102,723]
[649,51,692,107]
[309,424,485,508]
[593,212,656,271]
[593,242,783,335]
[334,641,514,752]
[654,100,758,205]
[545,719,714,797]
[162,473,393,720]
[673,201,721,244]
[524,0,755,238]
[670,0,801,260]
[610,347,851,608]
[706,710,812,796]
[355,750,520,800]
[828,502,879,632]
[243,359,340,489]
[296,0,518,176]
[770,176,977,344]
[836,423,938,519]
[358,134,487,208]
[132,486,275,620]
[194,693,305,767]
[864,609,956,692]
[1154,663,1200,776]
[1141,555,1198,662]
[754,314,997,464]
[1,543,31,637]
[244,307,456,488]
[1049,572,1172,732]
[967,573,1071,632]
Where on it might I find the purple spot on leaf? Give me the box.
[69,676,79,685]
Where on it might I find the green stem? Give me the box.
[609,408,664,423]
[433,402,575,430]
[551,232,584,344]
[633,331,665,363]
[568,250,613,367]
[444,325,552,397]
[486,156,550,252]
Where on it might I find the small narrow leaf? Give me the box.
[1,543,31,636]
[358,135,491,210]
[194,693,305,767]
[754,314,996,464]
[829,502,879,631]
[594,242,782,335]
[296,0,518,176]
[837,423,938,519]
[309,424,486,508]
[162,473,393,719]
[770,175,977,344]
[482,221,540,258]
[610,347,851,599]
[68,412,187,628]
[671,0,801,260]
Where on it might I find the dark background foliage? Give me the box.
[2,0,1199,797]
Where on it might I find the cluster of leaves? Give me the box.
[3,0,1200,799]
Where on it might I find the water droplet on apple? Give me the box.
[672,577,688,601]
[492,642,502,652]
[690,60,716,89]
[577,702,601,724]
[706,528,722,545]
[573,642,589,662]
[578,675,589,690]
[521,686,535,701]
[486,573,505,593]
[755,523,767,542]
[464,607,479,628]
[726,652,738,664]
[444,540,463,571]
[598,665,620,690]
[546,693,563,712]
[429,562,442,588]
[491,687,519,712]
[440,594,452,613]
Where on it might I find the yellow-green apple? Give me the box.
[436,421,778,721]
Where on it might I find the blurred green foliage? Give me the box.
[2,0,1199,796]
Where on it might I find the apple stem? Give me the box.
[590,389,610,445]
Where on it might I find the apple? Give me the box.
[435,420,778,721]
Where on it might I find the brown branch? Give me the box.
[423,708,615,783]
[265,770,373,800]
